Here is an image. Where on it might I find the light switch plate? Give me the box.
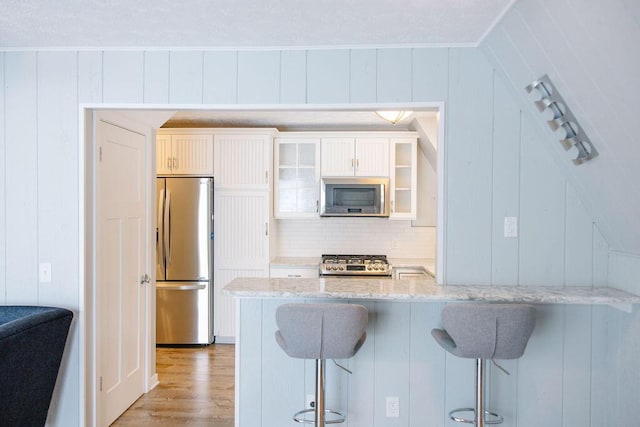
[504,216,518,238]
[39,262,52,283]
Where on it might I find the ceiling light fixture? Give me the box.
[375,111,413,125]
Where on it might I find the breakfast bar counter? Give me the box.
[226,277,640,427]
[223,276,640,306]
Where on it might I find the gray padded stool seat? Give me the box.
[276,303,368,426]
[431,303,536,427]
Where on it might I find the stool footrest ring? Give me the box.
[449,408,504,425]
[293,408,346,424]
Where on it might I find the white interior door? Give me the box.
[96,119,147,426]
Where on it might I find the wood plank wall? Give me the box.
[0,45,620,425]
[480,0,640,424]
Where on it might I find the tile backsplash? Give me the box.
[275,218,435,258]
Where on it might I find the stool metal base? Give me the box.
[292,359,347,426]
[447,358,505,427]
[293,408,345,424]
[449,408,504,425]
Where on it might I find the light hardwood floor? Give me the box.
[111,344,235,427]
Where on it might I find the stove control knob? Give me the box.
[339,266,345,271]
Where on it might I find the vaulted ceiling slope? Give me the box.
[481,0,640,255]
[1,0,513,48]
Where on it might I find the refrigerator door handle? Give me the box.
[165,189,172,266]
[156,283,206,291]
[157,188,165,273]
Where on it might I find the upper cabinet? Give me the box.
[389,138,418,220]
[274,136,320,218]
[156,132,213,176]
[321,137,389,177]
[213,130,275,188]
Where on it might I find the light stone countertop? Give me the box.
[223,276,640,306]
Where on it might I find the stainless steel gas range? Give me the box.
[320,254,392,277]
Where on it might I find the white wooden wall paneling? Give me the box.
[204,51,238,104]
[518,118,565,286]
[612,307,640,426]
[169,51,203,104]
[349,49,376,103]
[280,51,307,104]
[103,51,144,103]
[5,52,38,303]
[409,302,445,426]
[564,184,594,286]
[373,302,411,426]
[517,305,563,427]
[237,51,280,104]
[143,51,170,104]
[0,52,5,303]
[346,300,375,427]
[520,0,639,177]
[490,73,521,285]
[78,51,103,103]
[307,50,350,104]
[444,48,494,284]
[377,48,412,102]
[37,51,79,308]
[591,225,608,287]
[608,252,640,296]
[237,299,263,426]
[412,48,449,102]
[590,305,608,427]
[483,0,640,254]
[562,305,592,426]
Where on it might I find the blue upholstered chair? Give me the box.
[432,303,536,427]
[0,306,74,426]
[275,303,368,426]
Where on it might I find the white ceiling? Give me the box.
[1,0,514,48]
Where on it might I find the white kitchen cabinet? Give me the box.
[320,137,389,177]
[213,130,274,188]
[156,133,214,175]
[274,137,320,218]
[269,265,319,278]
[389,138,418,220]
[213,189,272,340]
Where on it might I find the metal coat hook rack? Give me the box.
[526,75,598,165]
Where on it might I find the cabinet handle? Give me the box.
[167,157,172,170]
[265,171,269,184]
[391,200,395,213]
[173,157,178,170]
[265,222,268,236]
[351,158,354,168]
[287,274,302,278]
[316,200,319,213]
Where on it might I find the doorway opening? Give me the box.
[82,103,444,425]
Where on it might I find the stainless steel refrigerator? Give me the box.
[156,177,214,345]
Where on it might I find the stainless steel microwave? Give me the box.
[320,177,390,217]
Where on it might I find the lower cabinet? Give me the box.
[269,265,319,278]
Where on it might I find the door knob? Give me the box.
[140,274,151,285]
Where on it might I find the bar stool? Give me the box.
[431,303,536,427]
[275,303,368,426]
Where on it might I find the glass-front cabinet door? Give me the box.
[275,137,320,218]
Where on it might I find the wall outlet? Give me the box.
[386,396,399,418]
[39,262,52,283]
[306,394,315,409]
[391,240,399,249]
